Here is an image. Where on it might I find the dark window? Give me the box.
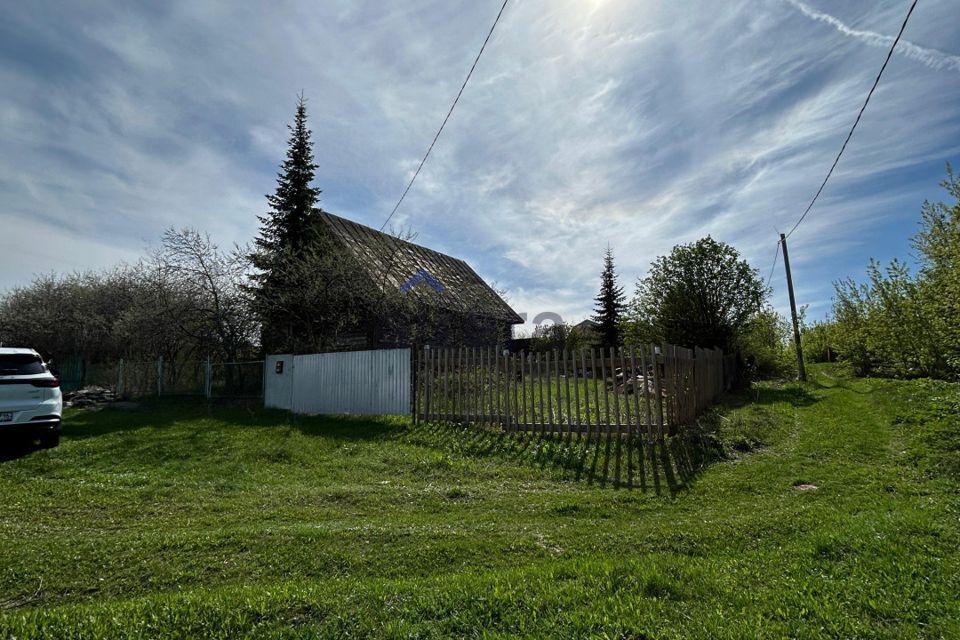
[0,354,46,375]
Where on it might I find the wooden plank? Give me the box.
[572,349,581,434]
[660,344,669,431]
[672,345,679,430]
[414,348,420,422]
[612,347,623,484]
[674,344,682,431]
[545,350,553,433]
[600,347,611,427]
[529,351,536,430]
[437,348,445,421]
[564,350,573,435]
[425,347,433,422]
[490,347,496,428]
[504,349,512,431]
[469,347,476,426]
[470,347,476,426]
[479,348,486,426]
[421,348,427,422]
[554,349,563,434]
[581,349,591,437]
[630,346,644,445]
[477,346,482,426]
[454,347,461,421]
[498,348,505,429]
[489,347,496,427]
[514,353,521,430]
[536,351,545,435]
[431,348,437,423]
[511,351,518,431]
[611,347,622,431]
[619,346,631,428]
[412,349,418,423]
[512,352,519,431]
[491,347,497,427]
[652,345,664,442]
[662,344,670,433]
[520,351,527,429]
[591,349,600,443]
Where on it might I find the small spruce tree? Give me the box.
[592,247,626,349]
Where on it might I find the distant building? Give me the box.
[573,319,600,346]
[316,212,522,350]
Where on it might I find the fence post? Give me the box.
[205,355,212,399]
[423,344,434,422]
[536,351,545,435]
[117,359,125,398]
[503,349,511,431]
[651,345,664,443]
[412,349,419,425]
[156,356,163,397]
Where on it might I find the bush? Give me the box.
[530,323,589,353]
[737,309,796,380]
[828,163,959,380]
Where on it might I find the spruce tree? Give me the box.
[592,247,626,349]
[248,95,325,352]
[252,94,321,259]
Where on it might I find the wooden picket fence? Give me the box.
[415,344,736,440]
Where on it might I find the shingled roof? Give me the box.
[319,212,523,324]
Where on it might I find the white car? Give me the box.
[0,347,63,448]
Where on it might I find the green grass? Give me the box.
[0,364,957,638]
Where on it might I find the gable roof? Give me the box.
[319,212,523,324]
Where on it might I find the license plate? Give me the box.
[0,413,12,423]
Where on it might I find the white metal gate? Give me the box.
[264,349,411,416]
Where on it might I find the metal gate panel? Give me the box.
[264,354,294,410]
[288,348,410,416]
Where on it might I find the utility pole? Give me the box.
[780,233,807,381]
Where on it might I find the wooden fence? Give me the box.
[415,344,735,440]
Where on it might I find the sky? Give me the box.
[2,0,959,335]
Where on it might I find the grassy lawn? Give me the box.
[0,364,957,638]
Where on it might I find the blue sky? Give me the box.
[1,0,958,334]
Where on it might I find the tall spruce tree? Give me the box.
[592,247,626,349]
[248,95,325,352]
[252,94,321,258]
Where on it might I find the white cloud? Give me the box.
[786,0,960,73]
[1,0,958,328]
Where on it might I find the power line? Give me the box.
[765,240,781,290]
[785,0,918,240]
[379,0,511,232]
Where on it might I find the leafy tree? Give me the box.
[802,320,838,364]
[914,163,960,373]
[832,259,940,377]
[0,232,258,381]
[530,323,588,353]
[825,165,959,379]
[151,228,255,362]
[591,248,626,349]
[738,308,796,379]
[629,236,765,352]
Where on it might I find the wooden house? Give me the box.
[316,212,522,350]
